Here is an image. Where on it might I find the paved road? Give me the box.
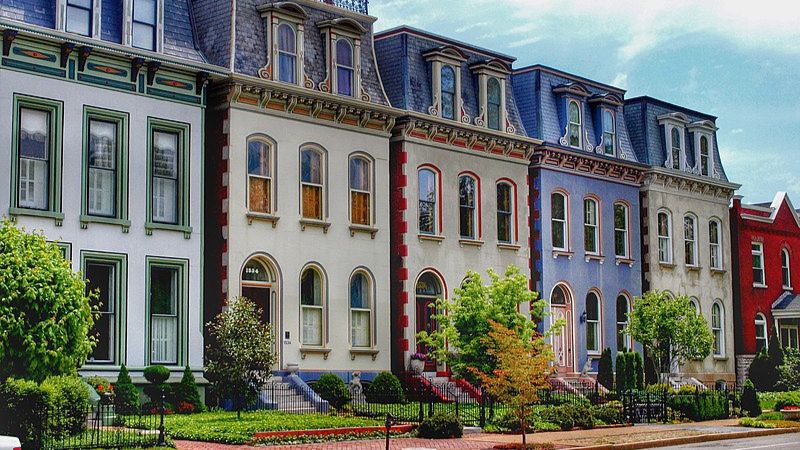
[658,433,800,449]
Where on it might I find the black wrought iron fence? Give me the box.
[619,383,741,424]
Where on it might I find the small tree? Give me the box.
[473,321,552,447]
[616,352,628,391]
[633,352,645,390]
[741,379,761,417]
[173,366,204,413]
[0,221,96,382]
[114,365,140,414]
[597,348,614,391]
[206,297,276,418]
[627,291,714,383]
[777,348,800,391]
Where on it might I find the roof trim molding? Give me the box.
[256,2,309,20]
[552,82,591,98]
[469,58,510,76]
[316,17,368,36]
[657,111,690,125]
[643,167,739,200]
[422,45,468,63]
[740,191,800,229]
[686,119,718,132]
[588,93,623,107]
[374,25,516,63]
[531,145,647,186]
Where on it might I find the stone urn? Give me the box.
[409,358,425,374]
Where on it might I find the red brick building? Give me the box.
[731,192,800,383]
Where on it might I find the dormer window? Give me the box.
[487,78,502,130]
[258,2,308,85]
[277,24,298,84]
[66,0,92,36]
[700,136,710,176]
[132,0,157,51]
[658,112,690,171]
[670,127,682,170]
[470,59,511,132]
[441,65,456,120]
[568,101,581,148]
[602,110,615,155]
[336,39,355,96]
[424,47,467,121]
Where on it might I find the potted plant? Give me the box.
[409,353,427,374]
[88,376,116,426]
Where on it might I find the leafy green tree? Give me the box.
[416,266,542,386]
[0,221,95,382]
[597,348,614,390]
[205,297,276,418]
[777,348,800,391]
[627,291,714,384]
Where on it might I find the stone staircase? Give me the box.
[422,372,480,403]
[259,376,317,413]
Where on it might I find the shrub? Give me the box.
[741,379,761,417]
[114,364,140,414]
[176,401,195,414]
[42,375,89,435]
[668,391,727,421]
[312,374,350,410]
[597,348,614,390]
[144,365,171,385]
[539,404,595,430]
[633,352,645,390]
[774,391,800,411]
[364,372,404,404]
[0,378,51,448]
[616,352,628,391]
[777,348,800,391]
[739,417,776,428]
[172,366,204,413]
[756,411,784,421]
[418,412,463,438]
[592,402,625,425]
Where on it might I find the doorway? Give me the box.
[550,284,574,373]
[415,271,444,372]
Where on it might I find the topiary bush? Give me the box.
[42,375,89,435]
[616,352,628,392]
[114,364,140,414]
[312,374,350,410]
[774,391,800,411]
[418,412,463,438]
[0,378,52,448]
[597,348,614,391]
[741,379,761,417]
[144,365,171,385]
[364,372,405,404]
[633,352,645,390]
[172,366,204,413]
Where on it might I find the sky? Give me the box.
[370,0,800,204]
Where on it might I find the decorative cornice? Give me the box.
[642,167,739,201]
[531,145,646,186]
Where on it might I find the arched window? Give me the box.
[614,202,629,258]
[441,65,456,120]
[496,182,513,243]
[671,127,682,170]
[568,100,581,148]
[418,168,438,234]
[689,296,700,313]
[700,135,710,176]
[586,291,601,354]
[349,155,372,226]
[459,175,477,239]
[616,294,631,351]
[487,77,502,130]
[712,301,724,357]
[709,219,722,269]
[336,39,354,96]
[684,214,697,266]
[300,147,324,220]
[247,138,272,214]
[350,271,373,348]
[551,192,568,251]
[551,284,569,305]
[755,313,768,352]
[657,210,673,264]
[277,23,297,84]
[782,248,792,289]
[300,266,325,346]
[583,198,599,254]
[241,258,275,324]
[603,110,615,155]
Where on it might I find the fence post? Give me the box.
[157,392,167,447]
[479,390,486,428]
[427,383,433,418]
[385,413,392,450]
[418,384,424,423]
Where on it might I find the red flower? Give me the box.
[96,385,104,393]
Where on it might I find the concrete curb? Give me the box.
[570,426,800,450]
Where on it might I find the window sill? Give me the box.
[247,212,280,227]
[753,283,768,289]
[459,238,484,248]
[9,207,64,226]
[686,265,702,272]
[783,285,793,291]
[587,351,602,357]
[350,224,378,239]
[349,348,379,361]
[145,222,193,239]
[552,250,573,260]
[300,218,331,233]
[710,268,726,275]
[584,254,605,264]
[497,242,521,251]
[418,233,445,243]
[300,347,332,360]
[80,215,131,232]
[658,261,676,269]
[713,355,728,361]
[615,257,635,267]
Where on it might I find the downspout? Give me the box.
[229,0,237,71]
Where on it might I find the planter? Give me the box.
[781,409,800,421]
[96,407,116,426]
[409,359,425,374]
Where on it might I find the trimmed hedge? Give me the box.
[418,412,463,439]
[312,374,350,410]
[41,375,89,435]
[774,391,800,411]
[172,366,204,413]
[668,391,728,421]
[365,372,405,404]
[144,365,171,385]
[0,378,51,448]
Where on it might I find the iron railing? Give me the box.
[318,0,369,15]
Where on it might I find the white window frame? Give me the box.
[335,38,355,97]
[496,181,514,244]
[684,214,698,267]
[602,109,616,156]
[458,174,478,240]
[712,301,724,357]
[657,210,673,264]
[568,100,582,149]
[349,154,373,227]
[128,0,163,52]
[752,242,766,287]
[616,294,631,351]
[583,197,599,255]
[349,271,373,349]
[246,136,275,215]
[755,313,768,352]
[551,191,569,251]
[300,146,326,221]
[424,47,466,121]
[586,291,602,355]
[486,77,502,131]
[670,126,683,170]
[440,64,457,120]
[276,22,299,85]
[614,202,629,259]
[782,248,792,289]
[418,167,439,235]
[709,219,723,270]
[780,325,799,350]
[699,135,711,176]
[300,265,326,347]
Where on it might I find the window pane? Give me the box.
[614,204,626,229]
[133,0,156,23]
[301,270,321,306]
[248,140,270,177]
[132,22,155,50]
[18,159,48,210]
[350,158,369,191]
[352,310,371,347]
[337,68,353,96]
[243,260,271,282]
[151,267,177,315]
[552,221,564,249]
[586,294,599,320]
[152,178,177,223]
[568,102,580,124]
[279,53,297,84]
[153,131,178,178]
[248,177,271,213]
[302,185,322,219]
[441,66,455,120]
[336,39,353,67]
[301,150,321,184]
[89,168,115,216]
[552,194,565,220]
[89,120,117,169]
[302,307,322,345]
[459,177,475,238]
[419,170,436,202]
[66,6,91,36]
[278,24,296,53]
[351,191,370,225]
[350,274,369,309]
[487,78,501,130]
[87,262,115,363]
[20,108,49,160]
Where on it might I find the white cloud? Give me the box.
[611,72,628,89]
[731,129,744,134]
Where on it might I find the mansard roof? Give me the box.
[373,26,526,136]
[1,0,205,63]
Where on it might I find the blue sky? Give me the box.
[371,0,800,203]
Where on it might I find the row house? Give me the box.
[194,0,397,380]
[0,0,220,381]
[730,193,800,383]
[625,97,740,385]
[374,27,535,375]
[512,66,646,377]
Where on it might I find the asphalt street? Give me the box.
[657,433,800,449]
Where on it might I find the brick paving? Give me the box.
[175,435,506,450]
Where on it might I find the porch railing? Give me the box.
[317,0,369,14]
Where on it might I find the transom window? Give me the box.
[752,242,765,286]
[86,262,116,363]
[709,219,722,270]
[551,192,568,251]
[586,292,601,354]
[712,302,724,357]
[684,215,697,266]
[700,136,710,176]
[66,0,92,36]
[301,147,324,220]
[670,127,682,170]
[247,138,272,214]
[151,130,180,225]
[277,23,297,84]
[18,107,51,211]
[418,168,438,234]
[568,100,581,148]
[350,156,372,226]
[459,175,477,239]
[132,0,157,51]
[487,77,502,131]
[782,248,792,289]
[755,313,768,352]
[496,182,513,243]
[301,267,324,346]
[614,202,629,258]
[616,294,631,351]
[583,198,599,254]
[602,110,615,155]
[336,39,354,96]
[350,272,372,348]
[150,265,179,365]
[441,65,456,120]
[657,211,673,263]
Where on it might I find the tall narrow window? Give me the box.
[18,108,51,210]
[301,267,324,346]
[712,302,724,357]
[709,219,722,269]
[150,265,179,365]
[551,192,568,251]
[603,110,615,155]
[151,130,179,224]
[689,297,700,313]
[752,242,765,286]
[87,119,117,217]
[350,156,371,226]
[616,294,630,351]
[568,100,581,148]
[350,272,372,348]
[336,39,354,96]
[614,203,629,258]
[459,175,477,239]
[247,139,272,214]
[277,24,297,84]
[584,198,598,254]
[671,127,682,170]
[66,0,92,36]
[684,215,697,266]
[132,0,157,51]
[586,292,601,354]
[496,182,513,243]
[301,148,324,220]
[658,211,672,263]
[782,249,792,289]
[86,262,116,363]
[441,65,456,120]
[487,77,501,130]
[755,313,768,352]
[418,168,437,234]
[700,136,710,176]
